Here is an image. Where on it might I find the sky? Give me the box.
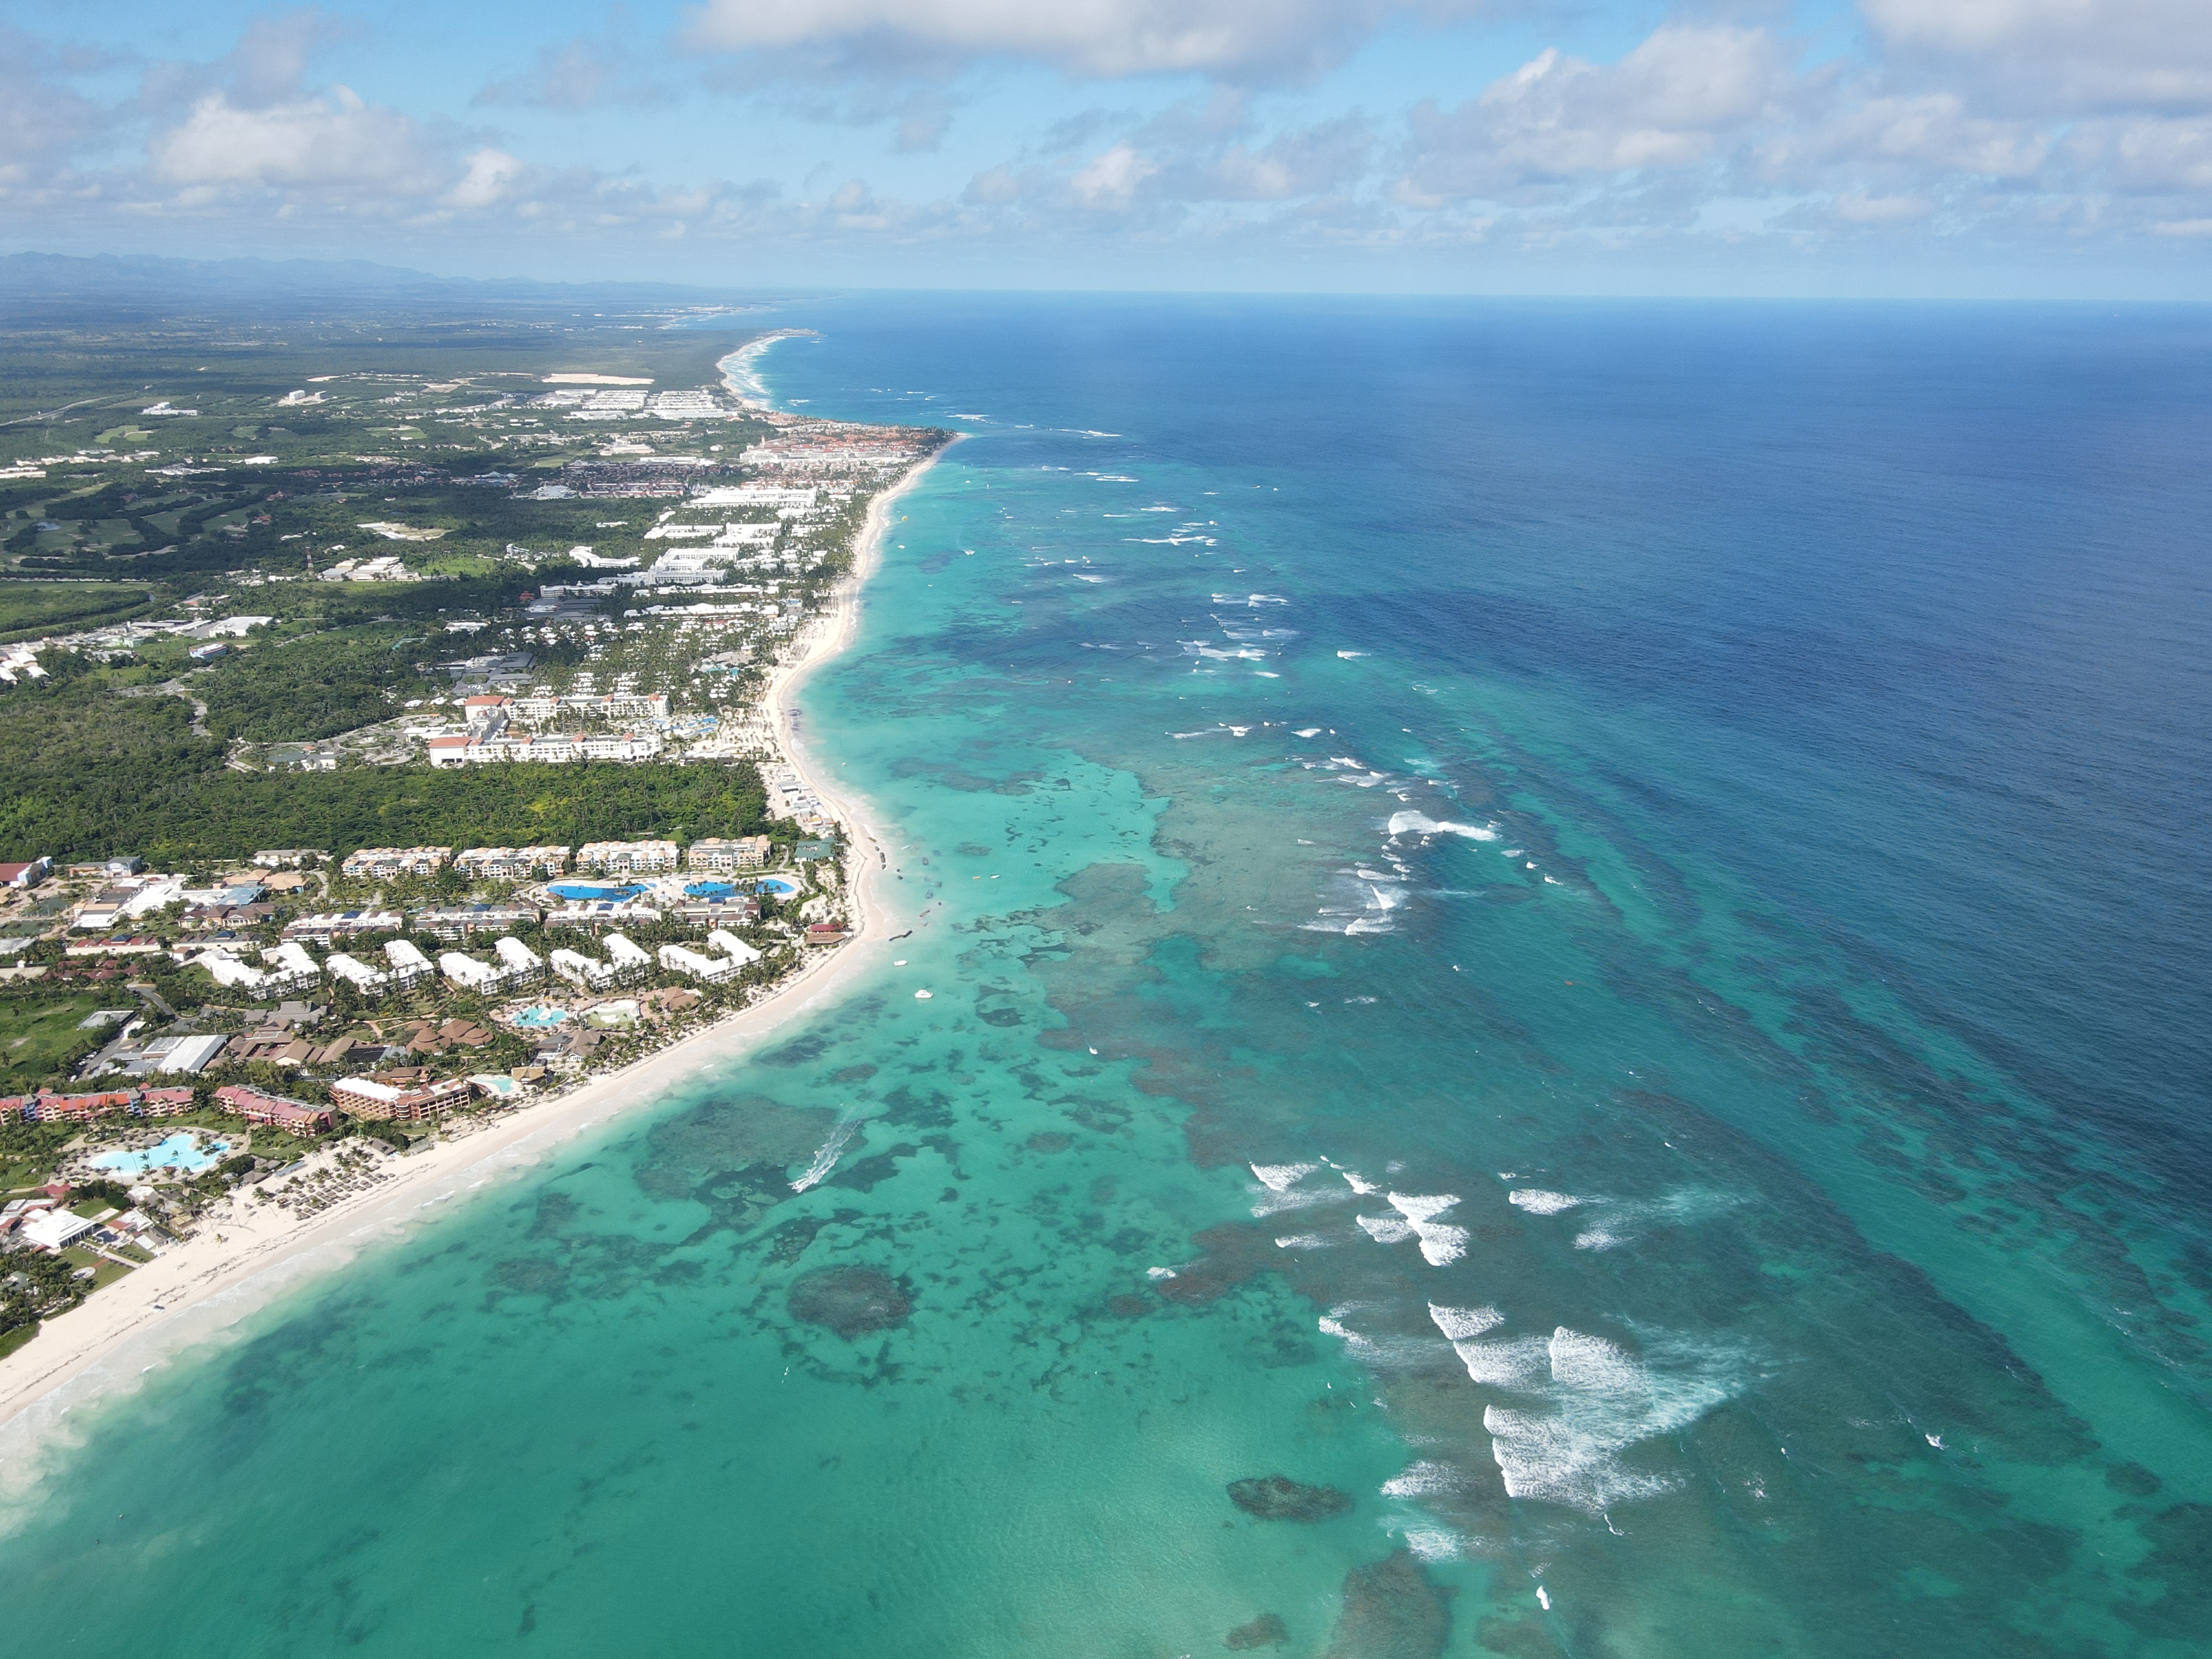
[6,0,2211,296]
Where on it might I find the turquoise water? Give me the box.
[3,299,2209,1656]
[87,1133,229,1176]
[546,881,644,901]
[509,1006,570,1029]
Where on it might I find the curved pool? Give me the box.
[547,882,645,902]
[510,1005,571,1028]
[91,1134,231,1177]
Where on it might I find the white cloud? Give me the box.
[1830,189,1932,222]
[2068,115,2212,193]
[1401,26,1789,200]
[444,148,525,210]
[1860,0,2212,114]
[683,0,1481,81]
[1072,142,1159,206]
[152,88,445,195]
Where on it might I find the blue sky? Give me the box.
[8,1,2211,295]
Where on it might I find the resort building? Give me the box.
[493,937,544,980]
[575,839,680,875]
[259,942,322,995]
[331,1076,474,1121]
[251,849,325,868]
[544,900,663,931]
[22,1089,137,1123]
[409,904,542,941]
[670,898,761,929]
[427,731,663,766]
[687,835,773,872]
[440,951,505,993]
[340,847,453,880]
[549,947,613,988]
[659,943,738,984]
[281,910,405,942]
[384,939,434,987]
[455,846,570,880]
[603,933,652,980]
[213,1085,336,1134]
[19,1208,96,1251]
[192,949,268,990]
[507,691,670,724]
[706,930,763,967]
[325,952,390,992]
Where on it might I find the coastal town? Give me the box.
[0,321,943,1363]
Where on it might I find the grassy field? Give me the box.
[0,990,116,1094]
[60,1245,134,1288]
[0,580,161,643]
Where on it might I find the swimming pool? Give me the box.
[90,1133,231,1177]
[510,1005,571,1028]
[685,881,736,898]
[752,877,799,898]
[546,882,645,902]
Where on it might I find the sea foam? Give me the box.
[1509,1190,1585,1214]
[1387,810,1499,841]
[1386,1192,1470,1265]
[1430,1303,1505,1340]
[1478,1327,1751,1514]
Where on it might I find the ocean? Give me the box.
[3,295,2208,1657]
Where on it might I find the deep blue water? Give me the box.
[2,296,2208,1657]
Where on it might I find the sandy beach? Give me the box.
[0,441,951,1448]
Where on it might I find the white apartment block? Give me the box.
[341,846,453,879]
[575,839,680,875]
[456,846,570,880]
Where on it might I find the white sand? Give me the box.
[0,443,954,1446]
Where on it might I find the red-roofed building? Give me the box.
[213,1085,335,1134]
[29,1089,135,1123]
[331,1074,473,1121]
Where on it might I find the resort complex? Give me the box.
[0,327,943,1358]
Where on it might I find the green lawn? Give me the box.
[60,1246,133,1288]
[0,990,112,1093]
[0,1322,40,1360]
[0,580,161,643]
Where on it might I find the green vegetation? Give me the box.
[0,990,113,1094]
[0,580,162,644]
[70,1177,133,1211]
[199,629,439,743]
[60,1246,132,1288]
[1,1247,85,1342]
[0,667,768,861]
[0,1321,39,1360]
[0,1118,75,1191]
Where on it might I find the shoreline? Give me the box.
[0,427,951,1451]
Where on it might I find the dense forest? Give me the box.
[199,630,441,743]
[0,675,769,862]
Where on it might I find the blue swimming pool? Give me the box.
[510,1006,570,1028]
[547,882,645,902]
[752,877,799,898]
[684,881,736,898]
[90,1133,231,1177]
